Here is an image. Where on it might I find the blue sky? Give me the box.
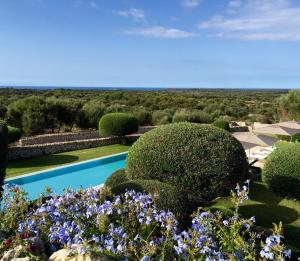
[0,0,299,89]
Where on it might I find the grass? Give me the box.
[210,141,300,253]
[209,179,300,253]
[6,144,130,178]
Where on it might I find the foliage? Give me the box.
[277,133,300,142]
[110,179,188,220]
[126,123,249,208]
[263,143,300,199]
[277,89,300,121]
[79,100,106,129]
[213,119,230,131]
[151,110,172,125]
[0,183,292,260]
[0,88,284,134]
[132,108,152,126]
[7,96,46,135]
[0,120,8,191]
[7,126,22,143]
[104,169,128,188]
[172,109,212,124]
[99,113,139,137]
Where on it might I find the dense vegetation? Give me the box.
[111,123,248,219]
[0,88,285,135]
[277,89,300,121]
[99,113,139,137]
[0,184,291,260]
[263,143,300,199]
[0,120,8,191]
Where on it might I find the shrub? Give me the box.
[79,100,106,128]
[99,113,139,137]
[126,123,248,207]
[172,109,212,124]
[111,179,188,220]
[1,184,291,260]
[105,169,128,188]
[0,120,8,191]
[263,143,300,199]
[213,119,230,131]
[7,126,22,143]
[132,109,152,126]
[151,111,172,125]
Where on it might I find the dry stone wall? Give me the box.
[8,135,140,160]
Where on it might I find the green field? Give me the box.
[6,144,130,178]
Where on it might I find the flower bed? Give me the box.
[0,183,292,260]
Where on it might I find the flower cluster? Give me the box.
[1,182,293,260]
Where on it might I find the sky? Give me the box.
[0,0,300,89]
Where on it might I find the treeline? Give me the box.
[0,88,286,136]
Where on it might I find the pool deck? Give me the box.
[5,151,128,183]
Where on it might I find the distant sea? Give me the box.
[0,86,290,92]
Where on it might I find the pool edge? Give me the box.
[5,152,128,182]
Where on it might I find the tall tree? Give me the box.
[277,90,300,121]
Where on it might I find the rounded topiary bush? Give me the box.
[213,119,230,131]
[7,126,22,143]
[263,144,300,199]
[99,113,139,137]
[111,179,188,219]
[105,169,128,188]
[126,123,248,205]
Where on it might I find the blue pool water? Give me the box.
[5,153,127,200]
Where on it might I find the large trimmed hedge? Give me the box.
[126,123,248,205]
[111,179,188,219]
[263,143,300,199]
[0,120,8,191]
[99,113,139,137]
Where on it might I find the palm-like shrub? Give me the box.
[0,120,8,191]
[126,123,248,207]
[99,113,139,137]
[263,143,300,199]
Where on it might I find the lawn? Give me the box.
[209,178,300,253]
[6,144,130,178]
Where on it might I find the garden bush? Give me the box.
[0,183,291,260]
[110,179,188,220]
[213,119,230,131]
[104,169,128,188]
[263,143,300,199]
[99,113,139,137]
[7,126,22,143]
[126,123,248,206]
[0,120,8,191]
[151,110,172,125]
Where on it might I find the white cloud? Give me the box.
[198,0,300,41]
[114,8,146,22]
[182,0,202,8]
[122,26,198,39]
[90,1,99,9]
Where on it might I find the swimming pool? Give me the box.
[5,152,127,200]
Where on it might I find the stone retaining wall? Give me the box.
[8,135,140,160]
[19,126,157,146]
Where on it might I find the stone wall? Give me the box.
[8,135,140,160]
[19,126,157,146]
[20,130,100,146]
